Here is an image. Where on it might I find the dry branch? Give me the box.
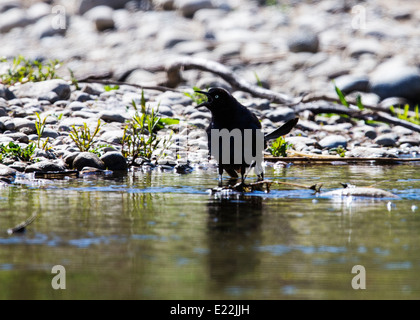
[7,213,38,235]
[164,57,301,105]
[76,57,420,132]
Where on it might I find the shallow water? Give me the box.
[0,163,419,299]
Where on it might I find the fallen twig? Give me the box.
[164,57,300,105]
[7,213,38,235]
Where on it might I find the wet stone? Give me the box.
[374,133,398,147]
[318,135,348,149]
[25,160,66,173]
[100,152,128,171]
[73,152,106,171]
[0,164,17,177]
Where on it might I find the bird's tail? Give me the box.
[264,118,299,141]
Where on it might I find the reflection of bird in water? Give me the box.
[206,195,263,285]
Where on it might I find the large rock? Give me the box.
[0,8,31,33]
[0,164,17,177]
[5,118,37,134]
[25,160,66,173]
[12,79,71,102]
[370,59,420,101]
[0,84,16,100]
[287,27,320,53]
[31,15,68,39]
[318,135,348,149]
[265,107,295,123]
[73,152,106,171]
[174,0,215,18]
[84,5,115,31]
[77,0,131,14]
[333,75,370,94]
[100,152,128,171]
[374,133,398,147]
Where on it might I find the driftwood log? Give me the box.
[77,57,420,133]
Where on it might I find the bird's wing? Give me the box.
[264,118,299,141]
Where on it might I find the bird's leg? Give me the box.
[218,165,224,186]
[240,166,247,185]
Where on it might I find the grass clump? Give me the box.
[0,55,61,85]
[69,119,102,152]
[0,142,35,162]
[121,91,175,165]
[184,86,207,105]
[268,136,292,157]
[390,104,420,125]
[34,112,52,152]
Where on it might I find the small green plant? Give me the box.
[69,119,102,152]
[0,55,61,85]
[268,136,292,157]
[254,71,263,88]
[334,83,349,107]
[330,146,347,157]
[184,86,207,105]
[390,104,420,125]
[68,68,80,90]
[333,82,364,111]
[104,85,120,92]
[34,112,53,151]
[121,91,175,164]
[90,144,114,157]
[0,141,35,162]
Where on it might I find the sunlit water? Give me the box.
[0,163,419,299]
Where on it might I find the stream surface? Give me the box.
[0,163,419,299]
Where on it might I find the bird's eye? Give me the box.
[215,95,219,99]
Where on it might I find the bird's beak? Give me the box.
[194,90,212,108]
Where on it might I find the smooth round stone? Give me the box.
[73,152,106,171]
[374,133,397,147]
[265,107,295,123]
[370,60,420,101]
[25,160,66,173]
[100,151,127,171]
[0,164,17,177]
[318,135,348,149]
[287,27,320,53]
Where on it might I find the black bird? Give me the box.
[195,87,298,184]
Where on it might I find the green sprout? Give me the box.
[121,91,175,165]
[69,119,102,152]
[268,136,292,157]
[184,86,207,105]
[0,55,61,85]
[0,142,35,162]
[390,104,420,125]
